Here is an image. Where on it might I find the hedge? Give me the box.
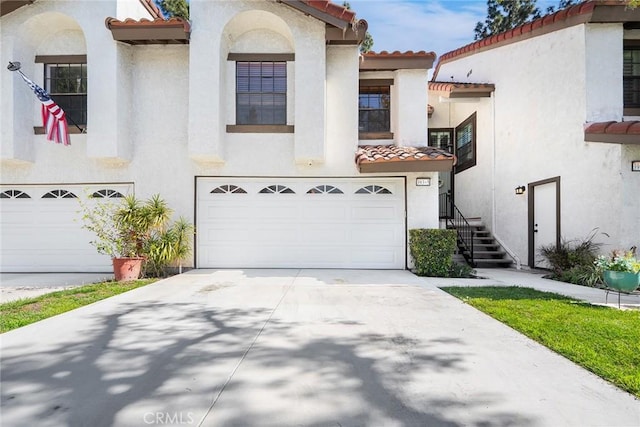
[409,228,458,277]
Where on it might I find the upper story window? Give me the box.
[624,42,640,113]
[236,61,286,125]
[226,53,294,133]
[359,79,393,140]
[429,129,453,153]
[455,113,476,173]
[34,55,87,132]
[44,63,87,126]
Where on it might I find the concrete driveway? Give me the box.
[1,269,638,427]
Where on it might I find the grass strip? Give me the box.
[442,286,640,398]
[0,279,157,333]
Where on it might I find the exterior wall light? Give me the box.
[515,186,526,195]
[632,160,640,172]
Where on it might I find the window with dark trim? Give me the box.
[624,42,640,111]
[236,61,286,125]
[455,113,476,173]
[44,63,87,126]
[359,85,391,135]
[429,128,453,153]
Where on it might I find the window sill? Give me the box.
[623,107,640,116]
[359,132,394,140]
[34,126,86,135]
[226,125,294,133]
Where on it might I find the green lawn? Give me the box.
[442,286,640,398]
[0,279,157,333]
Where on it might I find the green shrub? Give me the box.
[449,262,475,278]
[539,228,606,287]
[409,229,457,277]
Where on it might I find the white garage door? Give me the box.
[196,177,406,269]
[0,184,133,272]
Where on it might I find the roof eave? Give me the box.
[360,55,436,71]
[105,18,191,45]
[358,159,454,173]
[1,0,34,17]
[585,133,640,144]
[278,0,352,29]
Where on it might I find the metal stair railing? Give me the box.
[439,192,452,219]
[445,200,475,267]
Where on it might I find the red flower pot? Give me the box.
[112,257,144,282]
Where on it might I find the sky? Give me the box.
[348,0,563,58]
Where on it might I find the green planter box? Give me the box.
[603,270,640,293]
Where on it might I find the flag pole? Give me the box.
[8,61,85,134]
[7,61,86,145]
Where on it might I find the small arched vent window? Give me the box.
[259,185,295,194]
[91,189,124,198]
[211,185,248,194]
[0,190,31,199]
[307,185,343,194]
[42,189,78,199]
[355,185,392,195]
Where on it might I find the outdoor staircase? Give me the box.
[440,193,513,268]
[454,220,513,268]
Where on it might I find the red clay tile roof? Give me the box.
[279,0,357,28]
[429,81,495,94]
[356,145,456,173]
[362,51,436,60]
[433,1,636,80]
[584,120,640,144]
[300,0,356,23]
[105,17,191,44]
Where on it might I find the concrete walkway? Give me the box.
[1,269,638,427]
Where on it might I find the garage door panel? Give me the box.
[1,184,133,272]
[197,177,406,269]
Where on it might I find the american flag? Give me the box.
[15,69,70,146]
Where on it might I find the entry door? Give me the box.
[528,177,560,268]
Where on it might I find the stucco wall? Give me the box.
[1,0,441,269]
[434,23,635,263]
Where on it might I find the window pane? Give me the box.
[45,64,87,125]
[358,86,391,132]
[236,61,287,125]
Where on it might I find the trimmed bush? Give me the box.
[409,228,458,277]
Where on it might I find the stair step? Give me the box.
[464,250,506,256]
[474,258,513,265]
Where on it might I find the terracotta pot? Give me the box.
[112,257,144,282]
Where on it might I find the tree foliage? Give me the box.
[474,0,541,40]
[157,0,189,20]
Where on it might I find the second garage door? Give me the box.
[196,177,406,269]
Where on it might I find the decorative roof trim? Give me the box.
[429,81,496,98]
[355,145,456,173]
[433,1,640,80]
[105,17,190,45]
[584,120,640,144]
[278,0,356,29]
[360,51,436,71]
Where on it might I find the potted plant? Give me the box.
[594,249,640,292]
[80,194,193,281]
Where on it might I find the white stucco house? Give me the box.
[429,0,640,268]
[0,0,454,272]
